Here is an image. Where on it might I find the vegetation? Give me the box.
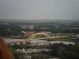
[8,42,79,59]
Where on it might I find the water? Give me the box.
[49,41,75,45]
[4,38,25,43]
[4,38,75,45]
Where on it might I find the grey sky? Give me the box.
[0,0,79,20]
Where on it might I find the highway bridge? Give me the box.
[26,32,67,42]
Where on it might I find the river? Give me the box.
[4,38,75,45]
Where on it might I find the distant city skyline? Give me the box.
[0,0,79,20]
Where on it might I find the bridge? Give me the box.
[26,32,51,42]
[26,32,67,42]
[4,32,69,45]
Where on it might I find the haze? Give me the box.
[0,0,79,20]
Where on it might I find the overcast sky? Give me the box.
[0,0,79,20]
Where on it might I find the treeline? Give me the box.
[0,21,79,36]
